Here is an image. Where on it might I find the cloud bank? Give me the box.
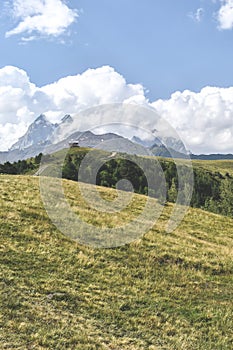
[0,65,147,151]
[152,87,233,154]
[0,65,233,154]
[5,0,78,40]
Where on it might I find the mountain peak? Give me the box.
[32,114,51,126]
[9,114,55,151]
[132,135,162,148]
[61,114,73,124]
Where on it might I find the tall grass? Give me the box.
[0,175,233,349]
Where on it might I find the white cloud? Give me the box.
[188,8,204,23]
[217,0,233,30]
[1,65,233,154]
[5,0,78,40]
[0,65,147,151]
[41,66,147,113]
[151,86,233,154]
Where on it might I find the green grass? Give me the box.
[0,175,233,349]
[48,146,233,175]
[191,159,233,176]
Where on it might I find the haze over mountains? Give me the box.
[0,114,148,163]
[1,113,233,164]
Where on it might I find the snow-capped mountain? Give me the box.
[60,114,73,124]
[8,112,188,157]
[0,113,232,163]
[161,136,188,155]
[131,135,188,155]
[131,136,162,148]
[0,114,149,163]
[10,114,57,151]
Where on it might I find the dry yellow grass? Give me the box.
[0,175,233,349]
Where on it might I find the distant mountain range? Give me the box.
[0,114,150,163]
[1,114,233,163]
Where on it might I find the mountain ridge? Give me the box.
[1,114,233,163]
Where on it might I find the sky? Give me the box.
[0,0,233,153]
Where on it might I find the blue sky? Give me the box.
[0,0,233,153]
[1,0,232,99]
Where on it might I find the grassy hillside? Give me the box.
[192,159,233,176]
[2,148,233,218]
[48,147,233,218]
[0,175,233,349]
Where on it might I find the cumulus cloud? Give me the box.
[217,0,233,30]
[0,65,147,151]
[5,0,78,40]
[152,87,233,154]
[41,66,147,113]
[1,64,233,154]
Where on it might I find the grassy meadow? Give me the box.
[192,159,233,176]
[0,174,233,349]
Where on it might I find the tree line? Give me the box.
[62,149,233,218]
[1,149,232,218]
[0,153,42,175]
